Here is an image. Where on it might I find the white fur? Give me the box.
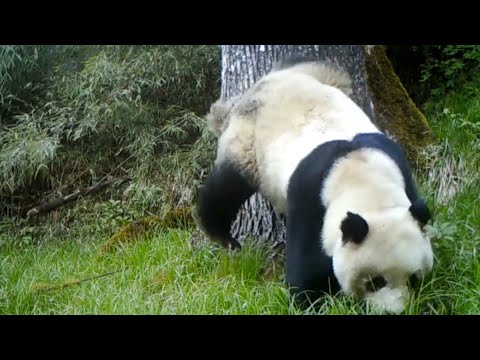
[272,61,353,97]
[206,99,233,137]
[207,60,433,314]
[365,286,409,315]
[321,148,434,314]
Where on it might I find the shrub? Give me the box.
[0,45,221,217]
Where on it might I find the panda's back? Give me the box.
[252,71,379,213]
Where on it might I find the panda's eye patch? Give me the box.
[365,276,387,292]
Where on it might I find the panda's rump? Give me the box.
[215,113,258,186]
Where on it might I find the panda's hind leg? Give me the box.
[195,160,257,250]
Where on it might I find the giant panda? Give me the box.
[195,56,434,314]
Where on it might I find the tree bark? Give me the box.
[219,45,430,247]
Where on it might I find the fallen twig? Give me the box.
[32,270,124,293]
[27,176,131,217]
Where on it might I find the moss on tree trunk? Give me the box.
[365,46,433,164]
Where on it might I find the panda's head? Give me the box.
[331,201,433,314]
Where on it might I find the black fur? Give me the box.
[408,274,419,289]
[286,139,351,308]
[340,212,369,244]
[366,276,387,292]
[286,132,427,309]
[409,199,431,226]
[196,161,257,249]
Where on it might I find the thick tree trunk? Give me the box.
[219,45,430,247]
[220,45,375,121]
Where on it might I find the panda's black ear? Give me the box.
[409,199,431,227]
[341,211,369,245]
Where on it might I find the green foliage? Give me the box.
[0,122,60,194]
[387,45,480,105]
[0,45,221,217]
[0,46,39,109]
[0,216,37,248]
[418,45,480,96]
[0,45,82,124]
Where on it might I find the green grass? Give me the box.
[413,80,480,315]
[2,76,480,315]
[0,229,282,314]
[1,225,379,314]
